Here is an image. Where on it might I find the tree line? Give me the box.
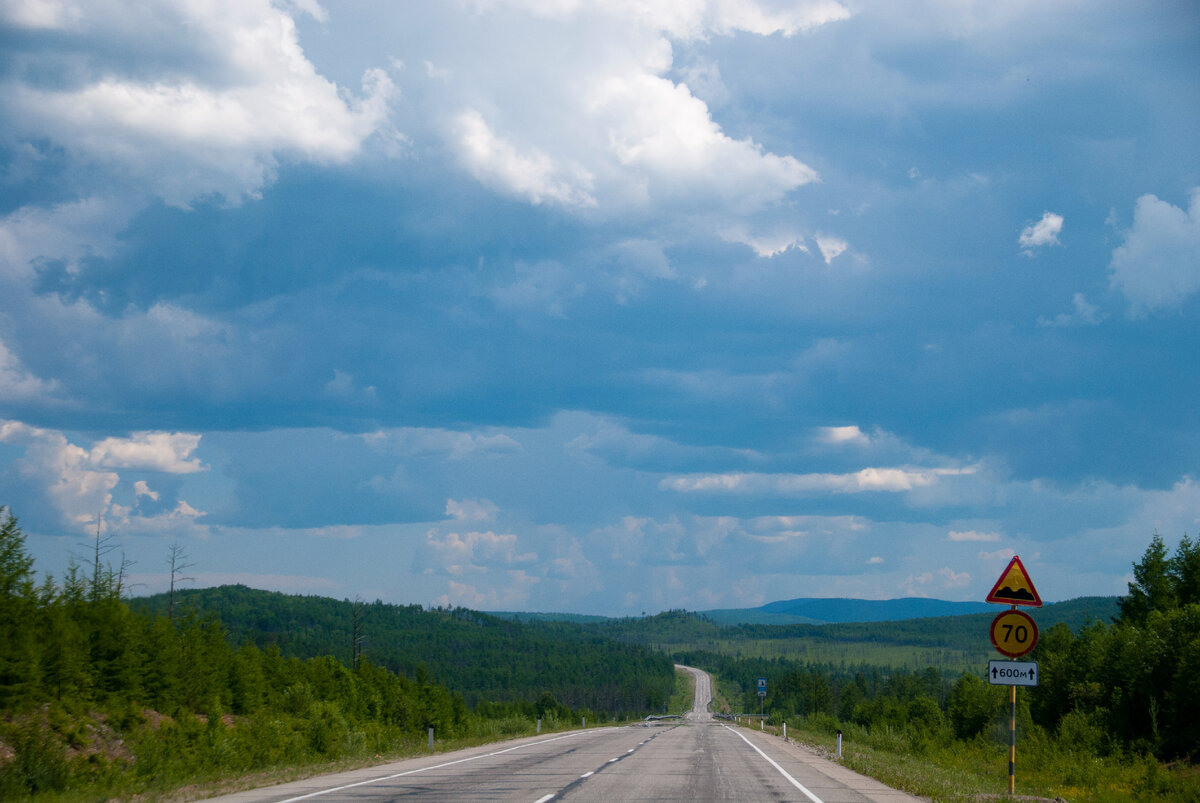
[0,507,671,799]
[129,583,676,713]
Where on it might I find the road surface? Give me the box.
[206,666,921,802]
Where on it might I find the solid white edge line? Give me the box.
[722,725,824,803]
[276,731,589,802]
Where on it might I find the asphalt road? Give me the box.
[206,666,921,802]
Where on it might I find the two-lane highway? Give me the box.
[207,666,921,802]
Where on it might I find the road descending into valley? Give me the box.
[207,665,920,802]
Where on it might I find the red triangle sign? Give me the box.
[986,555,1043,607]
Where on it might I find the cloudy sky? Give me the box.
[2,0,1198,615]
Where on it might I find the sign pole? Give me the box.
[1008,681,1016,795]
[984,556,1043,798]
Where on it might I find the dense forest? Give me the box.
[0,507,672,799]
[129,584,675,712]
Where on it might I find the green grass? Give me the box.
[0,707,640,803]
[747,718,1200,802]
[667,668,695,716]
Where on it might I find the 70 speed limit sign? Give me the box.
[989,609,1039,658]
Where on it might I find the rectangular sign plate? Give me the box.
[988,660,1038,687]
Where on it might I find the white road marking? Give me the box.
[275,731,588,802]
[533,795,555,803]
[723,726,824,803]
[581,771,594,778]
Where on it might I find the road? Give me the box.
[207,666,921,802]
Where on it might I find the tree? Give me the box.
[0,507,39,706]
[0,507,35,599]
[1172,534,1200,607]
[947,673,998,739]
[166,542,195,623]
[1119,533,1177,625]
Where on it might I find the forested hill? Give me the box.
[592,595,1119,646]
[129,585,674,713]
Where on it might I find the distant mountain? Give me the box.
[704,597,997,625]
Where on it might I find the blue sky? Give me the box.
[1,0,1198,615]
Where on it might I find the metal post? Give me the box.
[428,727,434,751]
[537,718,541,734]
[1009,685,1017,795]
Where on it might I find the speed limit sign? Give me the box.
[990,610,1038,658]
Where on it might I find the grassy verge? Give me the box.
[1,707,640,803]
[667,668,695,715]
[742,717,1200,802]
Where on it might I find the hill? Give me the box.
[590,596,1121,673]
[128,585,674,714]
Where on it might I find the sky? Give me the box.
[1,0,1199,616]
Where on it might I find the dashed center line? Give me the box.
[538,725,671,801]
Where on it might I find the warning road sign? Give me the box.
[986,555,1043,607]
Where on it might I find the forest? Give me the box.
[0,507,673,799]
[129,584,675,713]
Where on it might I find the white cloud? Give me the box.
[89,432,206,473]
[436,571,539,609]
[720,224,808,257]
[661,465,974,495]
[1109,188,1200,314]
[817,425,870,446]
[0,197,134,281]
[2,0,395,205]
[902,566,970,595]
[1019,211,1064,254]
[948,529,1001,542]
[446,498,500,523]
[0,0,82,28]
[420,529,537,576]
[481,0,850,41]
[362,427,522,459]
[978,547,1016,562]
[1038,292,1103,328]
[0,420,117,532]
[815,234,848,264]
[455,109,597,208]
[0,339,58,402]
[591,70,818,211]
[866,556,884,564]
[411,1,827,219]
[0,420,211,534]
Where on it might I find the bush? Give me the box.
[0,722,70,796]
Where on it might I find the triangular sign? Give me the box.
[986,555,1043,607]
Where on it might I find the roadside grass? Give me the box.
[742,717,1200,802]
[1,709,641,803]
[669,668,695,715]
